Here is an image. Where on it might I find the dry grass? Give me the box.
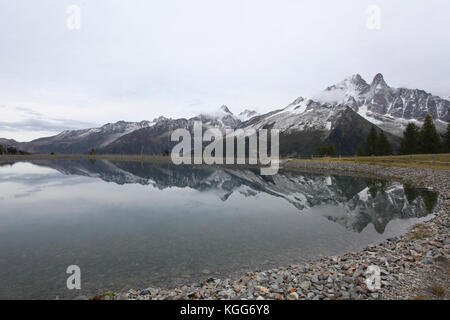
[291,154,450,170]
[430,283,446,297]
[409,223,433,240]
[2,153,450,170]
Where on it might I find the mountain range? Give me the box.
[2,73,448,156]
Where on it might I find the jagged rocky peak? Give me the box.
[345,74,371,91]
[102,119,151,128]
[289,97,306,105]
[192,105,241,129]
[317,73,449,135]
[219,105,233,115]
[199,105,235,119]
[324,74,369,95]
[153,116,170,123]
[370,73,389,89]
[350,74,370,93]
[139,120,152,126]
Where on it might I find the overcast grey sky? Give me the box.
[1,0,449,141]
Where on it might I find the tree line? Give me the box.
[0,145,29,155]
[316,113,449,157]
[356,127,392,156]
[398,114,449,154]
[358,114,449,156]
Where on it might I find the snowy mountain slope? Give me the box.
[98,105,244,155]
[237,100,400,156]
[240,98,342,133]
[314,73,449,136]
[237,109,259,121]
[13,120,154,154]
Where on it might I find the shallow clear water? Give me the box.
[0,160,437,299]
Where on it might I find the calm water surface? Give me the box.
[0,160,437,299]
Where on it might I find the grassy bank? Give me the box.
[290,154,450,170]
[2,153,450,170]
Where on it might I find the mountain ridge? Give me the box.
[2,74,447,156]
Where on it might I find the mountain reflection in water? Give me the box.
[0,160,437,299]
[10,159,437,234]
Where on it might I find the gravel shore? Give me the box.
[104,161,449,300]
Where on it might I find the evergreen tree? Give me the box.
[443,123,450,153]
[403,184,419,203]
[420,190,438,213]
[6,147,17,154]
[376,131,392,155]
[356,144,366,156]
[365,126,378,156]
[419,114,440,154]
[317,144,336,157]
[399,122,420,155]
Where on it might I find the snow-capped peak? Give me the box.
[237,109,259,121]
[316,74,370,104]
[313,73,449,136]
[220,105,233,115]
[198,105,236,120]
[371,73,388,89]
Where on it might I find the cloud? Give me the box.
[14,106,43,117]
[0,118,97,133]
[311,90,348,104]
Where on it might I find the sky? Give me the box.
[0,0,449,141]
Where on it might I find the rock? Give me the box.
[318,274,328,281]
[300,281,311,291]
[258,286,270,295]
[256,272,267,282]
[288,292,299,300]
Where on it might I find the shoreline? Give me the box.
[98,160,449,300]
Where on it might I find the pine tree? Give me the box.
[419,114,440,154]
[356,144,366,156]
[443,123,450,153]
[316,144,336,157]
[376,131,392,155]
[399,122,420,155]
[365,126,378,156]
